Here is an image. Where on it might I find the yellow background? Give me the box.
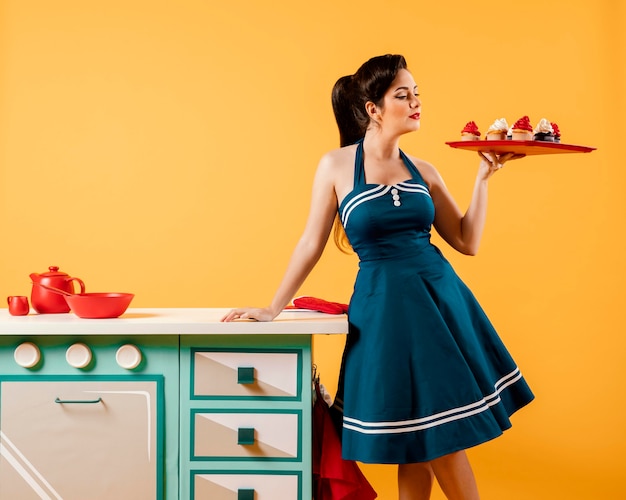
[1,0,624,498]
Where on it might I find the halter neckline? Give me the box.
[354,139,426,187]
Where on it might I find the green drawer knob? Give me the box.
[237,427,255,445]
[237,366,255,385]
[238,488,255,500]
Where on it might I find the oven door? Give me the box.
[0,376,163,500]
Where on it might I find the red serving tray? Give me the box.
[446,140,596,155]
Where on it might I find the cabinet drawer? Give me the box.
[192,410,300,460]
[191,349,301,400]
[193,471,301,500]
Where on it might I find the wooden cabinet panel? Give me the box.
[0,377,163,500]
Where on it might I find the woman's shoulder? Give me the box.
[405,152,436,171]
[316,144,358,174]
[320,143,358,164]
[404,153,445,188]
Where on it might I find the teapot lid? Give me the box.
[40,266,69,277]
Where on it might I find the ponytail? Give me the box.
[332,75,366,147]
[331,76,360,253]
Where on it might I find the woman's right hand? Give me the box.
[220,307,277,322]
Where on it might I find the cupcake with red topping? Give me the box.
[460,121,481,141]
[485,118,509,140]
[533,118,555,142]
[551,122,561,143]
[511,115,533,141]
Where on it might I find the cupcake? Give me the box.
[533,118,555,142]
[485,118,509,140]
[551,122,561,143]
[511,115,533,141]
[460,121,481,141]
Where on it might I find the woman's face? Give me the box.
[375,68,421,135]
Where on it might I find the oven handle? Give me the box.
[54,397,103,404]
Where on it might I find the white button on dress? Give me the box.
[391,188,401,206]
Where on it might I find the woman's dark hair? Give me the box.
[331,54,408,147]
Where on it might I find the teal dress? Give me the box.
[333,140,534,464]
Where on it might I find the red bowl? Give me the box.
[64,293,134,319]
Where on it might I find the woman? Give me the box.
[222,54,534,500]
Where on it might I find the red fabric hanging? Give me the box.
[312,382,377,500]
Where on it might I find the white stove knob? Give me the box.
[116,344,142,369]
[66,343,92,368]
[14,342,41,368]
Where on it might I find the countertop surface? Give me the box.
[0,308,348,336]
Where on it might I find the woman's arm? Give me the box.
[221,154,339,322]
[428,152,521,255]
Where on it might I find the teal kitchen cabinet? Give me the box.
[0,308,347,500]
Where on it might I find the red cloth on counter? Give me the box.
[291,296,349,315]
[312,382,377,500]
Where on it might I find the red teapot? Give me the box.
[30,266,86,314]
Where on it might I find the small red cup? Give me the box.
[7,296,30,316]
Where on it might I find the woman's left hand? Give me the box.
[478,151,525,179]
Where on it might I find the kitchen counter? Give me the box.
[0,308,347,500]
[0,307,348,335]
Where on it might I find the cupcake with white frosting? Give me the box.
[533,118,555,142]
[485,118,509,140]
